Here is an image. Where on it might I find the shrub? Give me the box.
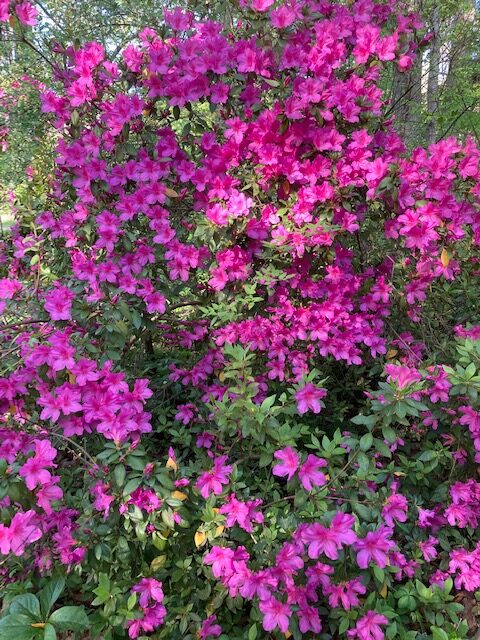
[1,1,480,639]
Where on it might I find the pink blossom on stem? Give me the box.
[196,456,233,499]
[347,611,389,640]
[295,383,327,414]
[272,447,299,481]
[298,455,327,491]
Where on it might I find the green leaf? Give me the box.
[248,624,258,640]
[260,395,276,412]
[39,578,65,617]
[360,433,373,451]
[43,624,56,640]
[443,577,453,595]
[0,614,38,640]
[418,450,437,462]
[123,477,142,496]
[431,627,449,640]
[338,617,349,634]
[10,595,41,620]
[351,413,377,427]
[259,451,273,468]
[373,438,392,458]
[127,594,137,611]
[465,362,476,379]
[49,607,89,633]
[126,455,146,471]
[382,425,396,443]
[372,565,384,583]
[385,621,398,640]
[357,451,370,473]
[113,464,126,487]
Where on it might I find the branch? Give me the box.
[0,319,48,330]
[20,34,55,69]
[437,99,480,141]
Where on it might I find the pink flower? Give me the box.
[295,383,327,414]
[126,602,166,638]
[16,1,38,26]
[0,524,10,554]
[299,513,356,560]
[298,455,327,491]
[347,611,389,640]
[196,432,215,448]
[175,403,196,425]
[326,578,366,610]
[0,278,22,299]
[91,482,114,519]
[19,439,57,490]
[272,447,299,481]
[354,526,395,569]
[145,292,166,314]
[251,0,275,12]
[297,605,322,633]
[8,510,42,556]
[330,512,357,546]
[259,596,291,633]
[164,7,192,31]
[276,541,304,572]
[196,456,233,499]
[204,546,236,579]
[270,6,296,28]
[200,615,222,639]
[419,536,438,562]
[71,358,99,385]
[36,478,63,515]
[385,364,422,389]
[382,492,408,527]
[132,578,164,608]
[44,285,75,321]
[219,494,264,532]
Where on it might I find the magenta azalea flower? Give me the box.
[15,1,38,26]
[44,285,75,321]
[354,526,395,569]
[295,383,327,415]
[19,439,57,490]
[8,510,42,556]
[419,536,438,562]
[195,456,233,499]
[251,0,275,12]
[200,614,222,639]
[272,447,299,481]
[385,364,422,389]
[259,596,291,633]
[347,610,389,640]
[382,492,408,527]
[132,578,164,608]
[298,454,327,491]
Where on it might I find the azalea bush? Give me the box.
[1,0,480,639]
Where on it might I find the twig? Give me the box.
[168,300,205,312]
[1,319,48,330]
[20,35,55,70]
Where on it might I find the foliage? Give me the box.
[0,577,89,640]
[0,1,480,640]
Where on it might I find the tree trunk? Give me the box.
[426,6,441,144]
[391,56,423,148]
